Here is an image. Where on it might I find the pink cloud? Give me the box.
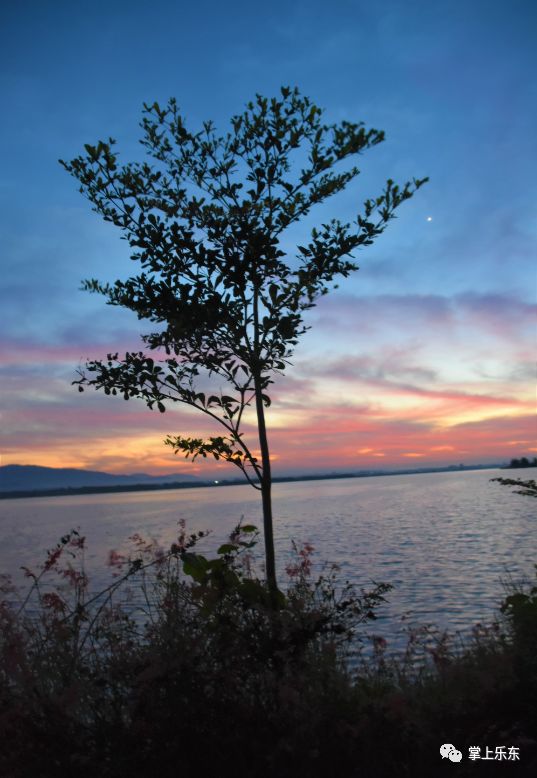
[2,288,534,477]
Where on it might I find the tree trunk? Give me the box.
[253,375,278,600]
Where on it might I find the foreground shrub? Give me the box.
[1,523,536,777]
[0,522,391,776]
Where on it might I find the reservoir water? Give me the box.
[1,468,535,645]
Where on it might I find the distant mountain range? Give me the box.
[0,462,508,500]
[0,465,202,493]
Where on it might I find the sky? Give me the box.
[1,0,535,478]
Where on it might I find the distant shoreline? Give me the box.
[0,463,505,500]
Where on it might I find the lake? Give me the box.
[1,468,535,646]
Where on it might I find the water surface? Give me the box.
[1,468,534,644]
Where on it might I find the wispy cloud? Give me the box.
[1,285,533,474]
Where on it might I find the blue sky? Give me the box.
[1,0,535,475]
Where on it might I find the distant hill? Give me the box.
[0,461,507,500]
[0,465,202,493]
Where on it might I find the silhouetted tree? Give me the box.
[509,457,534,469]
[61,87,426,597]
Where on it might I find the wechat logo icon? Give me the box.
[440,743,463,763]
